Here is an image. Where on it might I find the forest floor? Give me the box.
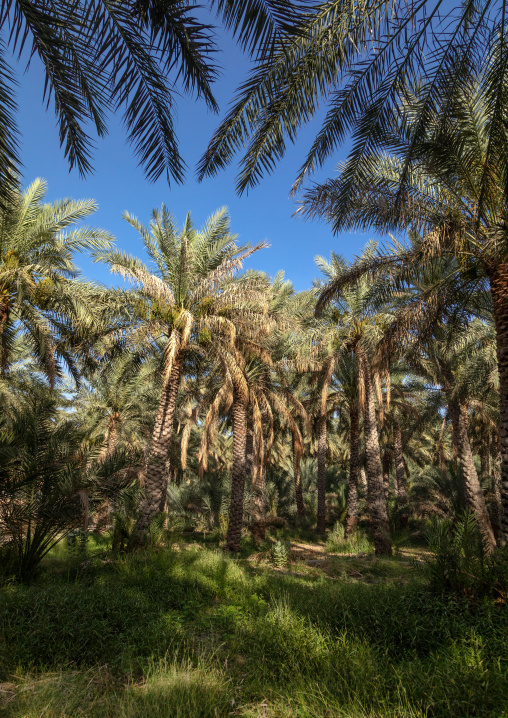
[1,533,507,717]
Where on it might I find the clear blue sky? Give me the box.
[16,26,372,292]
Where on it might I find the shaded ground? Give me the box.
[1,539,507,717]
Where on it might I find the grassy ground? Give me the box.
[1,534,508,717]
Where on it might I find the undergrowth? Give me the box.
[1,541,508,717]
[326,522,373,554]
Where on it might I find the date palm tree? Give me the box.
[0,178,114,386]
[97,206,266,535]
[315,249,392,554]
[76,354,160,459]
[0,382,138,582]
[329,352,361,535]
[199,0,507,207]
[0,0,298,198]
[319,245,497,548]
[196,272,305,548]
[303,68,508,541]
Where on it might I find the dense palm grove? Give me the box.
[1,166,505,575]
[3,1,508,716]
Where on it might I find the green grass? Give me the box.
[2,541,508,717]
[325,523,373,554]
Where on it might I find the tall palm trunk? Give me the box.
[446,397,496,550]
[245,415,254,483]
[488,264,508,543]
[249,412,266,541]
[357,350,391,555]
[292,432,306,517]
[226,391,247,551]
[382,451,391,499]
[441,362,496,550]
[480,434,491,482]
[252,462,266,541]
[316,414,327,533]
[107,416,118,457]
[346,401,359,535]
[137,354,183,533]
[394,421,408,528]
[0,294,12,373]
[479,435,501,539]
[359,465,368,494]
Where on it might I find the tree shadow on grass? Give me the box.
[3,660,231,718]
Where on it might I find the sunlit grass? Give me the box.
[326,523,373,554]
[2,542,508,717]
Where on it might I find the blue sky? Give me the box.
[15,25,372,292]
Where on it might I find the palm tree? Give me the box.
[329,353,361,535]
[320,245,498,548]
[0,178,113,385]
[0,382,138,582]
[77,354,159,459]
[315,250,392,554]
[199,0,506,206]
[0,0,297,197]
[302,68,508,539]
[97,206,266,536]
[195,272,305,548]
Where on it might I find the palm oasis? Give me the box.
[2,2,508,716]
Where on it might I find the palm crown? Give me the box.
[0,178,113,383]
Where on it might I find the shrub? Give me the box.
[0,390,139,583]
[423,512,508,600]
[326,523,372,554]
[270,540,291,568]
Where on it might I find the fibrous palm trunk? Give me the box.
[394,421,408,528]
[251,462,266,541]
[480,436,491,483]
[107,416,118,457]
[359,466,368,494]
[488,264,508,543]
[245,416,254,484]
[446,395,496,551]
[358,350,391,555]
[249,413,266,541]
[316,414,327,533]
[136,355,183,533]
[226,393,247,551]
[480,435,502,539]
[292,432,306,517]
[346,401,359,535]
[382,451,391,500]
[440,360,495,549]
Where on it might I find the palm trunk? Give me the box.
[316,414,327,533]
[245,415,254,485]
[488,263,508,543]
[226,392,247,551]
[394,421,408,528]
[480,435,490,482]
[346,401,359,535]
[0,294,12,373]
[382,451,391,500]
[252,461,266,541]
[445,390,496,551]
[107,416,118,457]
[136,354,183,534]
[292,433,306,517]
[359,465,368,494]
[358,350,391,555]
[248,412,266,541]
